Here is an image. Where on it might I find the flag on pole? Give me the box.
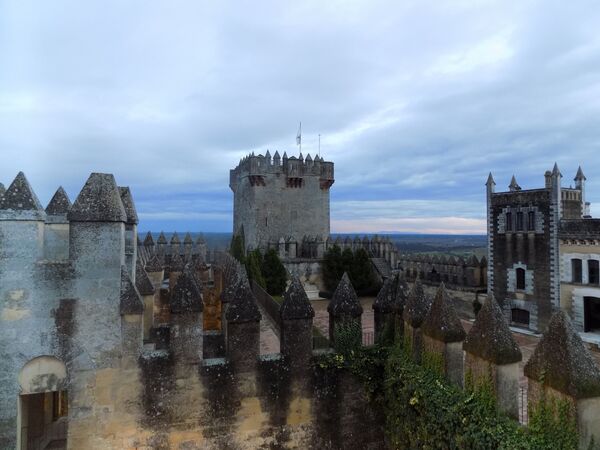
[296,122,302,146]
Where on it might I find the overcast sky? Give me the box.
[1,0,599,234]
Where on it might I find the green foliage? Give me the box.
[245,249,265,289]
[422,350,444,377]
[261,249,287,296]
[528,395,578,450]
[333,319,362,356]
[230,233,245,263]
[321,244,380,294]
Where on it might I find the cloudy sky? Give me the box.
[1,0,599,234]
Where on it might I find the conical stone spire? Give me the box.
[486,172,496,187]
[508,175,521,191]
[170,253,184,272]
[118,187,138,225]
[328,273,363,318]
[0,172,46,220]
[463,296,522,364]
[144,232,154,246]
[225,276,261,323]
[157,231,167,244]
[68,173,126,222]
[575,165,586,181]
[45,187,71,215]
[170,232,180,245]
[524,311,600,398]
[552,162,562,177]
[281,276,314,320]
[373,276,396,314]
[145,254,163,273]
[394,274,410,312]
[171,269,203,314]
[120,266,144,315]
[403,278,432,328]
[422,283,466,343]
[135,261,155,296]
[184,232,193,245]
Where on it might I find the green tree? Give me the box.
[245,249,266,289]
[350,248,377,292]
[322,245,344,292]
[262,249,287,296]
[230,233,245,263]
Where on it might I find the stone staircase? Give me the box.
[370,257,392,279]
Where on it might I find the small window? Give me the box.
[516,268,526,290]
[511,308,530,325]
[589,260,600,285]
[572,259,582,283]
[528,211,535,231]
[516,212,524,231]
[506,212,513,231]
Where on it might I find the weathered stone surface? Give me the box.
[170,253,184,272]
[157,231,167,244]
[120,266,144,315]
[0,172,46,220]
[524,310,600,398]
[422,283,466,343]
[68,173,127,222]
[328,273,363,318]
[170,269,203,314]
[143,231,154,246]
[45,186,71,215]
[463,296,522,364]
[403,278,432,328]
[118,186,138,225]
[225,276,262,323]
[280,276,314,320]
[373,276,395,313]
[170,232,180,245]
[394,274,410,312]
[145,255,163,273]
[135,262,155,296]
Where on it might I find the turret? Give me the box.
[273,150,281,166]
[485,172,495,296]
[575,166,589,217]
[119,186,139,281]
[508,175,521,192]
[68,173,128,365]
[327,273,363,346]
[44,186,71,260]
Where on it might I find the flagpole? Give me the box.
[299,121,302,154]
[318,134,321,157]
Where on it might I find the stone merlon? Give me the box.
[170,269,203,314]
[68,173,127,222]
[145,255,163,273]
[280,276,315,320]
[135,262,156,296]
[328,273,363,318]
[0,172,46,220]
[373,276,395,314]
[225,276,261,323]
[118,186,139,225]
[463,296,522,365]
[120,266,144,315]
[403,278,432,328]
[45,186,72,215]
[524,311,600,398]
[421,283,466,343]
[144,231,154,246]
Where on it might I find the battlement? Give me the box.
[229,151,334,191]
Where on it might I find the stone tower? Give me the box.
[229,151,334,253]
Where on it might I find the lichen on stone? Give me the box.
[421,283,466,343]
[403,278,432,328]
[327,272,363,318]
[45,186,71,215]
[120,265,144,315]
[280,276,314,320]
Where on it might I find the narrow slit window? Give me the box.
[516,268,526,290]
[516,212,524,231]
[528,211,535,231]
[572,259,582,283]
[589,260,600,285]
[506,212,512,231]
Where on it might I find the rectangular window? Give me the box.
[589,260,600,285]
[516,212,524,231]
[572,259,582,283]
[511,308,530,325]
[516,268,526,290]
[506,212,512,231]
[528,211,535,231]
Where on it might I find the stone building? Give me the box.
[487,164,600,334]
[229,151,334,257]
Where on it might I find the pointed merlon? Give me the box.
[486,172,496,186]
[45,186,72,215]
[0,172,45,216]
[508,175,521,191]
[0,182,5,197]
[281,276,315,320]
[145,254,163,273]
[68,173,126,222]
[265,150,271,159]
[184,232,193,244]
[524,310,600,398]
[305,153,312,162]
[135,261,156,296]
[394,273,410,312]
[118,187,139,225]
[157,231,167,244]
[170,253,184,272]
[327,273,363,318]
[144,232,155,246]
[463,296,522,364]
[373,276,396,314]
[575,165,586,181]
[273,150,281,160]
[170,269,203,314]
[170,232,180,245]
[196,233,206,245]
[120,266,144,315]
[283,151,288,159]
[225,275,261,323]
[403,278,432,328]
[552,162,562,177]
[422,283,466,343]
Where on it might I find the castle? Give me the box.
[230,151,334,257]
[487,164,600,334]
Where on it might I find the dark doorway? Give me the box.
[511,308,530,326]
[584,297,600,332]
[20,391,68,450]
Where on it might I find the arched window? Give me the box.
[516,268,526,290]
[572,259,583,283]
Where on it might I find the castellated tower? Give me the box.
[230,151,334,254]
